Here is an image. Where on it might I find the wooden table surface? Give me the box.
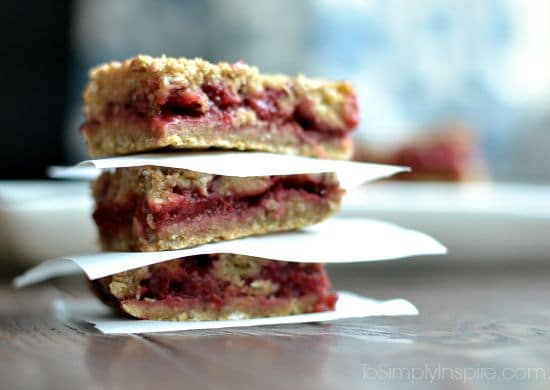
[3,260,550,389]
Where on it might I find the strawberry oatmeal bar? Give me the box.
[81,55,358,159]
[91,254,337,320]
[92,166,343,251]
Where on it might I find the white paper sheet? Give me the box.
[13,218,446,287]
[54,291,418,334]
[49,151,408,188]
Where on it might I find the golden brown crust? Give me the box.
[84,117,354,159]
[118,297,316,321]
[92,166,341,202]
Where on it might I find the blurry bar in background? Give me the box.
[354,123,487,182]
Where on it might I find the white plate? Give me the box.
[0,181,97,264]
[339,182,550,262]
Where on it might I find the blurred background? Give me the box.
[2,0,550,269]
[2,0,550,181]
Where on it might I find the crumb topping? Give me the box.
[83,55,357,132]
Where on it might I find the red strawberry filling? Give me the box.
[93,174,341,241]
[82,84,358,139]
[132,256,337,312]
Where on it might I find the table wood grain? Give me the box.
[3,261,550,389]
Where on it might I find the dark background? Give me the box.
[1,0,72,178]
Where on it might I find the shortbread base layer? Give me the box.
[84,118,353,160]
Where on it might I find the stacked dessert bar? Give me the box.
[81,55,359,321]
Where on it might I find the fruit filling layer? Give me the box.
[93,169,341,240]
[93,255,338,317]
[82,84,358,139]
